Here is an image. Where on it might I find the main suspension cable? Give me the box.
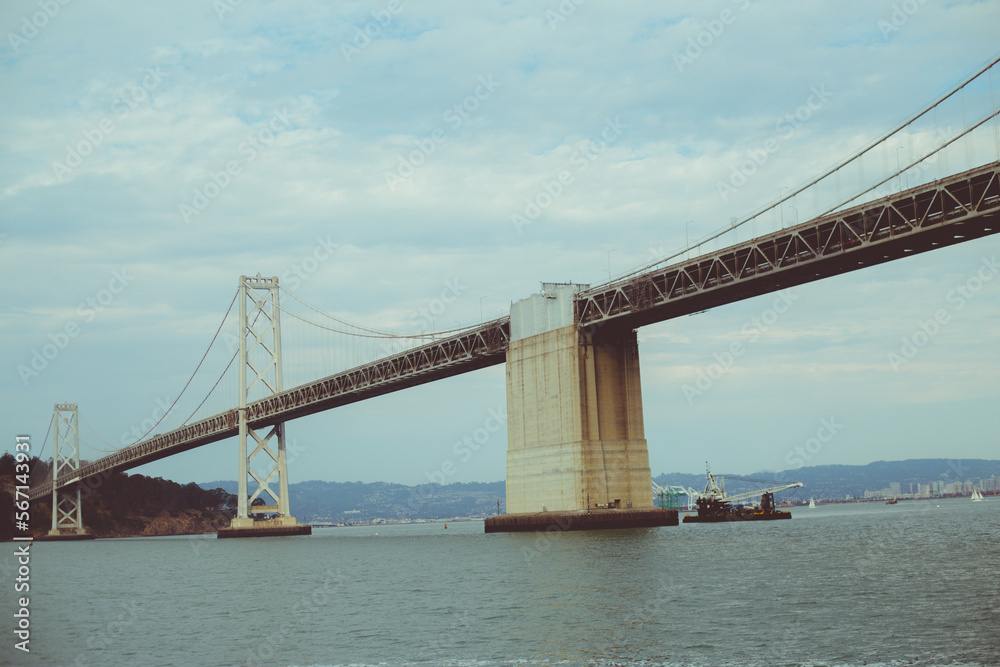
[605,54,1000,289]
[130,289,239,444]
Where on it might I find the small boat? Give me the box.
[885,498,897,504]
[971,489,985,502]
[808,498,816,508]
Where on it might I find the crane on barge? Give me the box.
[682,465,804,523]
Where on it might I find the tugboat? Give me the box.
[682,465,805,523]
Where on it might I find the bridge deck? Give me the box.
[30,161,1000,500]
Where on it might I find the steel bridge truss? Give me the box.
[576,161,1000,328]
[244,318,511,425]
[236,275,292,522]
[49,403,86,535]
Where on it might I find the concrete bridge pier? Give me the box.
[485,283,677,533]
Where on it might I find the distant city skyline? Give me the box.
[863,476,998,500]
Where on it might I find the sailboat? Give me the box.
[808,498,816,508]
[971,488,985,502]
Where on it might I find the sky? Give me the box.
[2,1,1000,491]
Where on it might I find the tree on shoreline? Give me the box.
[0,453,237,540]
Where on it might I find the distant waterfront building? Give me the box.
[919,484,931,497]
[890,482,901,496]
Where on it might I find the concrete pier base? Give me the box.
[484,508,678,533]
[37,530,95,541]
[217,517,312,538]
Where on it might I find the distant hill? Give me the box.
[199,479,506,522]
[200,458,1000,522]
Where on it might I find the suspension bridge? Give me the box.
[27,57,1000,536]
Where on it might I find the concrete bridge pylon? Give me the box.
[486,283,677,533]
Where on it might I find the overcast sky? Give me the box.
[3,1,1000,491]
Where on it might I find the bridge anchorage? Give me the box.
[218,275,310,538]
[38,403,95,541]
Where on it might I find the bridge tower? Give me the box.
[219,275,310,538]
[485,283,677,532]
[45,403,93,540]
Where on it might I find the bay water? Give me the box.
[3,498,998,666]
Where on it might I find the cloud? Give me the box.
[2,0,999,485]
